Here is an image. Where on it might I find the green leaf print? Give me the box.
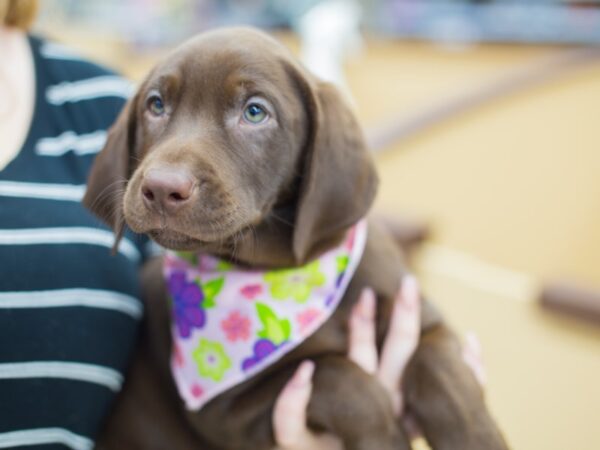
[336,255,349,274]
[199,277,224,309]
[264,261,326,303]
[256,303,290,345]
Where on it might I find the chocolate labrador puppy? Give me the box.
[84,27,508,450]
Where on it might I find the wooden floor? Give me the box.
[47,30,600,450]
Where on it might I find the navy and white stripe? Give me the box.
[0,228,141,262]
[0,36,152,449]
[36,130,107,156]
[39,41,84,61]
[0,288,143,319]
[0,181,86,201]
[0,429,94,450]
[46,76,134,105]
[0,362,123,392]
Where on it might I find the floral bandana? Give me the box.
[164,220,368,411]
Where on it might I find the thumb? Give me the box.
[273,361,315,448]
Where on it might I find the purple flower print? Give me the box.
[241,339,279,371]
[325,293,336,307]
[168,271,187,295]
[168,270,206,338]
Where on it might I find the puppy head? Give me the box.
[83,27,378,265]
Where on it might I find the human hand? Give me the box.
[273,276,412,449]
[272,276,485,449]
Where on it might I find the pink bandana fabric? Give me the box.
[164,220,368,411]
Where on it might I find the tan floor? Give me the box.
[348,40,600,450]
[45,29,600,449]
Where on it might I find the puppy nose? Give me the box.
[141,168,195,215]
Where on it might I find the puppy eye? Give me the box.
[147,95,165,116]
[243,103,268,124]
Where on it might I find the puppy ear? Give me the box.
[82,96,138,241]
[293,81,378,263]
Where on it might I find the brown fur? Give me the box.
[84,27,508,450]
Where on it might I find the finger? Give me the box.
[462,331,487,387]
[273,360,344,450]
[378,275,421,400]
[273,360,315,448]
[347,288,378,375]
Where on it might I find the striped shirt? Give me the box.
[0,37,152,449]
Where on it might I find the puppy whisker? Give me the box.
[269,211,294,227]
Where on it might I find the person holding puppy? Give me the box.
[1,1,154,447]
[0,1,482,449]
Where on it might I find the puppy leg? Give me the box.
[307,355,412,450]
[197,356,411,450]
[403,325,509,450]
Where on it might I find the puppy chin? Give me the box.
[147,229,204,251]
[123,200,261,252]
[124,212,232,252]
[123,209,162,234]
[124,212,204,250]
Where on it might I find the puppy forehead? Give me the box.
[155,29,293,92]
[190,52,284,91]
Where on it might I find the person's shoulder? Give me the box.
[32,35,127,81]
[31,35,133,113]
[30,35,135,139]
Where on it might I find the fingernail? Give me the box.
[296,360,315,385]
[401,275,419,307]
[359,287,375,318]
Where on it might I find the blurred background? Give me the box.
[32,1,600,449]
